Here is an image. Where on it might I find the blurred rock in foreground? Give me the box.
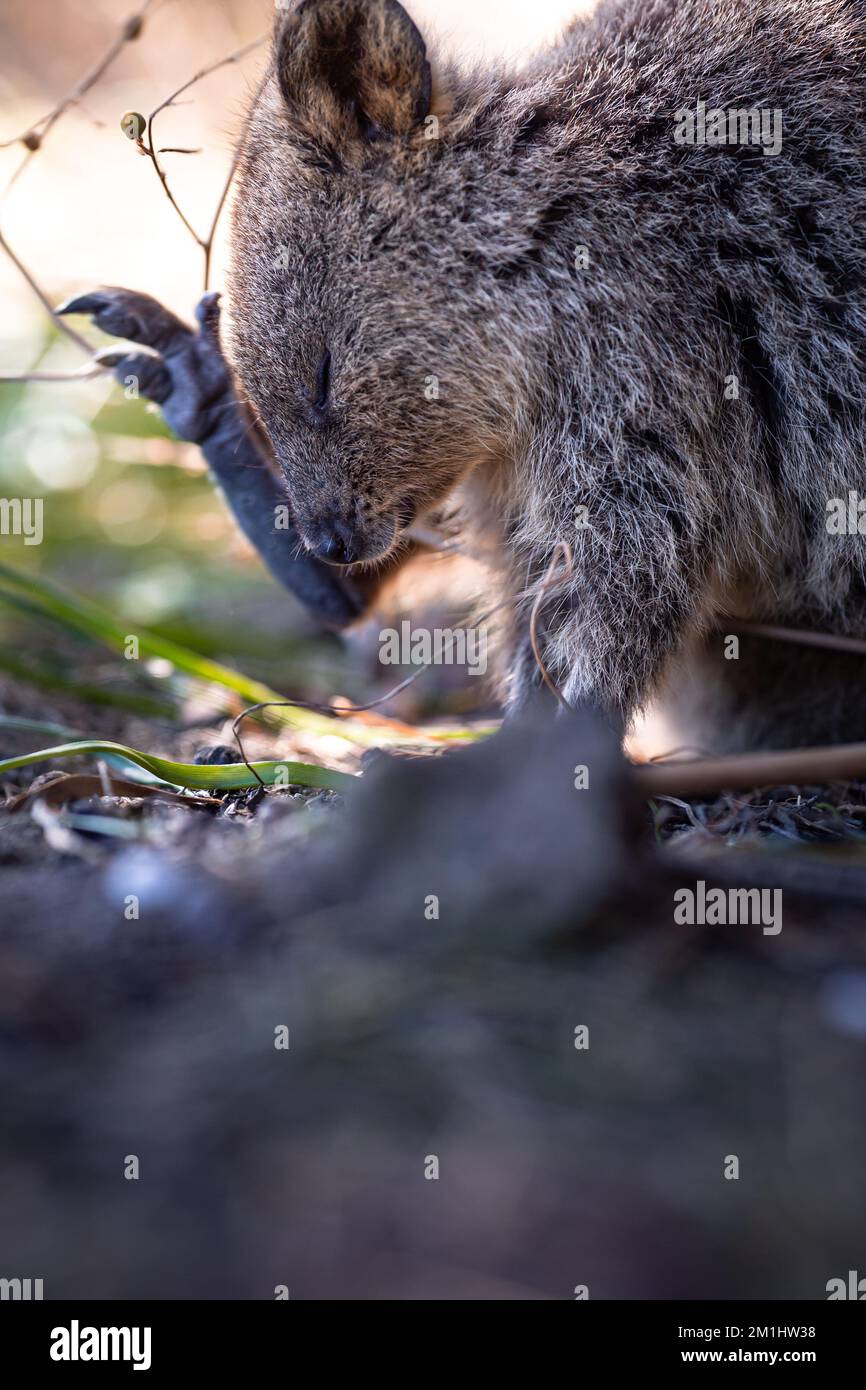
[1,709,865,1299]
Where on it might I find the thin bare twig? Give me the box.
[231,667,434,785]
[635,741,866,798]
[0,5,263,369]
[141,36,268,288]
[203,64,272,291]
[227,586,530,783]
[0,226,92,353]
[632,621,866,795]
[733,620,866,657]
[0,0,160,152]
[529,540,574,709]
[0,362,109,384]
[0,0,163,356]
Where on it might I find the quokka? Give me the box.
[63,0,866,750]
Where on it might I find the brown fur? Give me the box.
[228,0,866,748]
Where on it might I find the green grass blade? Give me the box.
[0,718,167,784]
[0,715,86,741]
[0,563,495,748]
[0,562,401,746]
[0,648,177,718]
[0,739,355,792]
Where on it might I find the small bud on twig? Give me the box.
[120,111,147,141]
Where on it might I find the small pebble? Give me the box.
[193,744,240,766]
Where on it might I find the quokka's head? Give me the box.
[227,0,545,568]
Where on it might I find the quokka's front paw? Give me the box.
[58,287,371,630]
[57,287,236,446]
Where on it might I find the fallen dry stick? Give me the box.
[3,771,220,813]
[633,741,866,798]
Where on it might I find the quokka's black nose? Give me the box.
[314,533,349,563]
[309,519,358,565]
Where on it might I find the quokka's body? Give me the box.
[163,0,866,747]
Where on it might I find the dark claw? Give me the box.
[94,348,173,406]
[92,348,131,368]
[195,292,223,340]
[56,286,192,356]
[56,291,115,317]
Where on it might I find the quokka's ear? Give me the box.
[275,0,432,145]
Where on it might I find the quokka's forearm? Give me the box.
[58,287,368,630]
[196,403,365,627]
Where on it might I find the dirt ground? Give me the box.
[2,671,866,1299]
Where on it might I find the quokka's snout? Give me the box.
[297,503,399,566]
